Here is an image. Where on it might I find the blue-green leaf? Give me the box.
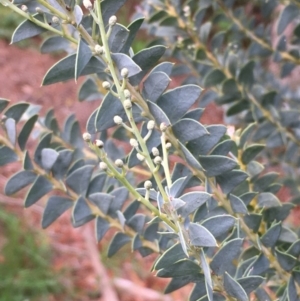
[211,238,243,275]
[199,155,238,177]
[142,71,170,102]
[111,53,142,77]
[5,170,36,195]
[224,272,248,301]
[66,165,94,196]
[156,85,202,124]
[18,114,38,151]
[96,216,110,242]
[107,232,131,257]
[189,223,217,247]
[75,38,93,80]
[25,175,52,208]
[42,196,73,228]
[72,196,94,227]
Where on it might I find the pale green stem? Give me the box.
[161,133,172,189]
[94,0,169,203]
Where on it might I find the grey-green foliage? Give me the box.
[0,0,299,300]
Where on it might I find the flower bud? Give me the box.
[108,15,117,26]
[124,99,132,110]
[154,156,162,165]
[152,147,159,156]
[95,139,104,148]
[183,5,190,17]
[52,16,60,24]
[99,162,108,171]
[160,122,168,132]
[130,138,139,148]
[121,68,129,78]
[102,81,111,90]
[95,44,104,55]
[124,89,131,99]
[82,132,91,142]
[144,180,152,190]
[83,0,93,10]
[136,153,145,161]
[21,5,28,12]
[166,142,172,150]
[113,115,123,125]
[115,159,124,168]
[147,120,155,130]
[35,7,43,13]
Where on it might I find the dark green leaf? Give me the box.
[108,187,129,217]
[107,232,131,257]
[201,215,236,239]
[111,53,142,77]
[187,125,227,156]
[216,170,248,194]
[211,238,243,275]
[199,155,237,177]
[249,253,269,276]
[25,175,52,208]
[4,102,29,122]
[66,165,94,196]
[40,36,70,53]
[127,214,146,234]
[239,123,256,149]
[41,148,59,170]
[101,0,127,25]
[200,248,212,288]
[23,151,33,170]
[183,108,204,121]
[189,222,217,247]
[153,243,187,271]
[87,173,107,196]
[229,194,248,214]
[147,100,171,126]
[5,170,36,195]
[142,71,170,102]
[5,118,16,146]
[275,249,297,271]
[42,54,105,85]
[237,276,264,295]
[241,144,264,165]
[18,114,38,151]
[224,272,248,301]
[129,46,167,85]
[257,192,281,208]
[89,193,114,214]
[288,276,297,301]
[109,24,129,53]
[120,18,144,53]
[42,196,73,228]
[156,85,202,124]
[211,140,235,156]
[96,216,110,242]
[177,192,210,218]
[157,259,202,278]
[0,98,9,113]
[244,214,262,233]
[178,140,203,170]
[75,38,93,80]
[78,78,102,102]
[204,69,226,87]
[72,196,94,227]
[261,222,281,248]
[172,119,208,143]
[238,61,255,88]
[11,14,47,43]
[52,150,74,179]
[277,4,299,34]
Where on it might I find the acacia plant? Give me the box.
[0,0,300,300]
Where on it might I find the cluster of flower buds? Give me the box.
[95,45,104,55]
